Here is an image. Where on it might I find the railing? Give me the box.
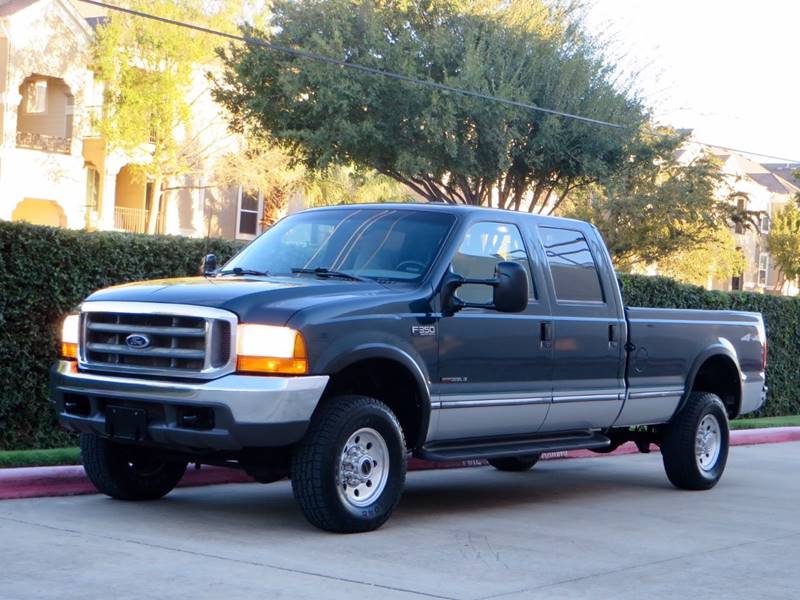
[114,206,163,234]
[16,131,71,154]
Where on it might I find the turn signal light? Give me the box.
[235,324,308,375]
[60,314,80,360]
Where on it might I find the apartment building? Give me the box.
[0,0,271,241]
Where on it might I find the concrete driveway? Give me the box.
[2,442,798,600]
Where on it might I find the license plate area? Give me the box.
[106,405,148,441]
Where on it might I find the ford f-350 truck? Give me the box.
[52,205,767,532]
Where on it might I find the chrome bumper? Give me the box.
[51,361,329,450]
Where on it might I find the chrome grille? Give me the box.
[79,302,237,379]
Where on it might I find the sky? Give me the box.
[586,0,800,164]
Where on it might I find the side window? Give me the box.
[452,221,534,304]
[540,227,604,302]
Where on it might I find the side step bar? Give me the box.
[417,431,611,462]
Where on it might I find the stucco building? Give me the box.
[0,0,271,241]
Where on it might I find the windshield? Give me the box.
[222,208,456,282]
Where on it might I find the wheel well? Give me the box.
[691,355,741,418]
[322,358,425,449]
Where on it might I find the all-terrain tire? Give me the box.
[80,433,187,500]
[291,395,407,533]
[661,392,729,490]
[487,454,541,471]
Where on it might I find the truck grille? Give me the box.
[79,303,237,379]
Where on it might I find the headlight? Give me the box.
[236,324,307,375]
[61,314,80,360]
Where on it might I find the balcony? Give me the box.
[16,131,72,154]
[114,206,163,234]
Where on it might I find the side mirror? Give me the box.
[492,261,529,312]
[202,253,218,276]
[441,261,528,314]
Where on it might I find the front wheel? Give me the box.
[80,433,187,500]
[661,392,729,490]
[291,395,407,533]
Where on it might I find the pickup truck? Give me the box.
[52,204,767,532]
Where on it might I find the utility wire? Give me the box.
[78,0,800,165]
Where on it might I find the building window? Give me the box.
[85,166,100,211]
[757,252,769,287]
[731,275,741,291]
[25,80,48,114]
[760,213,771,234]
[236,186,262,239]
[734,197,746,234]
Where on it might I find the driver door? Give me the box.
[431,221,553,442]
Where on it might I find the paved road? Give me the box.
[2,442,798,600]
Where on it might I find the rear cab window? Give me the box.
[539,226,605,303]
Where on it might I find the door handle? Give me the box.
[540,322,553,349]
[608,323,619,347]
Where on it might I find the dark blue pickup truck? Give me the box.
[52,204,767,532]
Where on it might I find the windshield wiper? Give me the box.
[291,267,366,282]
[216,267,271,277]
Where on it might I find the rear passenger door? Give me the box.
[432,220,553,441]
[532,225,625,432]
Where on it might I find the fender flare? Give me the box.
[672,343,742,420]
[322,344,432,448]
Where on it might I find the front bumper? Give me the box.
[50,361,329,451]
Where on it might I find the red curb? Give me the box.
[2,426,798,501]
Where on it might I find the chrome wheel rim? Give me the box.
[337,427,389,509]
[695,414,721,471]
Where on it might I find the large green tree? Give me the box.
[93,0,241,233]
[213,0,647,210]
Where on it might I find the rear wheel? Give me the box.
[661,392,729,490]
[80,433,187,500]
[488,454,541,472]
[291,395,407,533]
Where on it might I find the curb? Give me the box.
[2,426,799,501]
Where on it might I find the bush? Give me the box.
[0,221,242,450]
[0,223,796,450]
[620,274,800,419]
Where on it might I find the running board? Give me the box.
[417,431,611,462]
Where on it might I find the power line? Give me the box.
[79,0,800,165]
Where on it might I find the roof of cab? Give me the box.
[300,202,591,229]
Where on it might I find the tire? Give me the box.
[291,395,407,533]
[80,433,187,500]
[661,392,729,490]
[487,454,541,471]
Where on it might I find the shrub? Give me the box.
[0,223,796,450]
[620,274,800,419]
[0,221,241,450]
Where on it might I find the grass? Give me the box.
[0,447,80,469]
[730,415,800,430]
[0,416,798,468]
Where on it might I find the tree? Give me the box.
[768,203,800,289]
[93,0,240,233]
[655,227,745,287]
[213,0,647,211]
[561,136,749,270]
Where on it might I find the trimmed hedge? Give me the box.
[620,274,800,419]
[0,222,797,450]
[0,221,241,450]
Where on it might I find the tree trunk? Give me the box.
[146,176,163,234]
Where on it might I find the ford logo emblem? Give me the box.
[125,333,152,349]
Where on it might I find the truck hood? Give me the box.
[84,275,394,325]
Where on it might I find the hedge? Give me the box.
[0,221,241,450]
[0,222,797,450]
[619,274,800,419]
